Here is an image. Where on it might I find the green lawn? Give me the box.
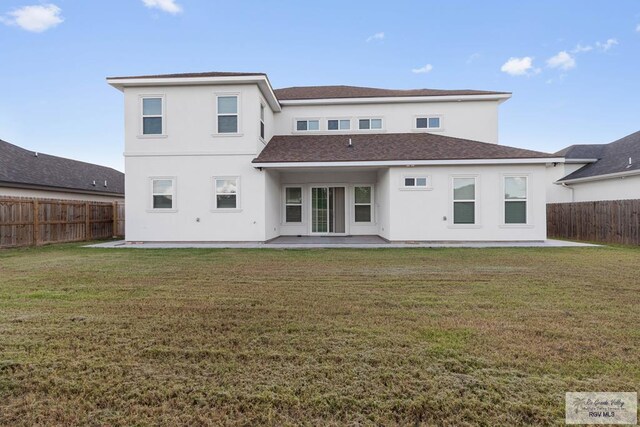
[0,243,639,426]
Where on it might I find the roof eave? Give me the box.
[555,168,640,184]
[277,93,512,106]
[0,181,125,197]
[106,75,282,112]
[252,157,562,168]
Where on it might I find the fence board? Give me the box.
[0,197,124,248]
[547,199,640,245]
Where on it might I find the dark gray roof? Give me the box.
[0,139,124,195]
[557,130,640,182]
[253,133,555,164]
[274,85,510,101]
[107,71,267,79]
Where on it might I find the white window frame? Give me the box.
[451,176,479,227]
[502,175,530,226]
[357,117,384,131]
[259,103,266,141]
[401,175,432,190]
[353,185,374,224]
[139,95,166,138]
[212,176,241,212]
[414,115,443,132]
[294,118,321,132]
[283,185,304,224]
[148,177,176,212]
[214,93,241,136]
[327,118,351,131]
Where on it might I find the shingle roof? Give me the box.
[273,85,510,101]
[107,71,267,79]
[557,130,640,182]
[0,139,124,195]
[253,133,554,164]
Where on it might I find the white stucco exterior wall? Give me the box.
[275,100,501,143]
[562,175,640,202]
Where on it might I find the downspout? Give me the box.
[561,182,574,202]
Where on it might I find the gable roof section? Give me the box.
[253,133,555,166]
[0,139,124,195]
[106,71,267,80]
[274,85,510,101]
[557,130,640,182]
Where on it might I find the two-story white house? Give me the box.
[107,71,561,242]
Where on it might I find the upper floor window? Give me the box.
[296,119,319,131]
[151,178,175,210]
[416,116,441,129]
[359,118,382,130]
[504,177,527,224]
[328,119,350,131]
[260,104,265,140]
[217,95,238,133]
[453,177,476,224]
[142,97,163,135]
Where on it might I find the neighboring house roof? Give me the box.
[273,85,510,101]
[253,133,555,164]
[0,139,124,195]
[556,130,640,182]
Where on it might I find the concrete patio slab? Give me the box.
[87,236,599,249]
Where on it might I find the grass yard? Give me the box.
[0,243,639,426]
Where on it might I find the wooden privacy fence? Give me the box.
[0,197,124,248]
[547,199,640,245]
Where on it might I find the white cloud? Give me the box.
[595,38,618,51]
[142,0,183,14]
[466,52,481,64]
[546,51,576,70]
[0,4,63,32]
[366,32,384,42]
[572,43,593,53]
[411,64,433,74]
[500,57,537,76]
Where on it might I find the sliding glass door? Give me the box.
[311,187,345,234]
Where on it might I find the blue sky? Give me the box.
[1,0,639,172]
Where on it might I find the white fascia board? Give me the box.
[253,157,563,168]
[562,158,598,164]
[106,75,281,111]
[278,93,512,106]
[555,169,640,185]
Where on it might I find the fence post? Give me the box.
[112,201,118,238]
[85,202,91,241]
[32,199,39,246]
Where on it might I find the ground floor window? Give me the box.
[214,177,238,209]
[453,177,475,224]
[354,186,372,222]
[285,187,302,222]
[151,178,175,210]
[504,176,527,224]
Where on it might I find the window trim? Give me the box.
[139,95,166,138]
[283,185,304,224]
[353,185,374,224]
[502,175,530,227]
[401,175,432,191]
[259,102,266,142]
[213,92,242,136]
[357,117,384,131]
[327,118,351,131]
[451,175,479,227]
[293,118,322,133]
[148,176,176,212]
[211,176,241,212]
